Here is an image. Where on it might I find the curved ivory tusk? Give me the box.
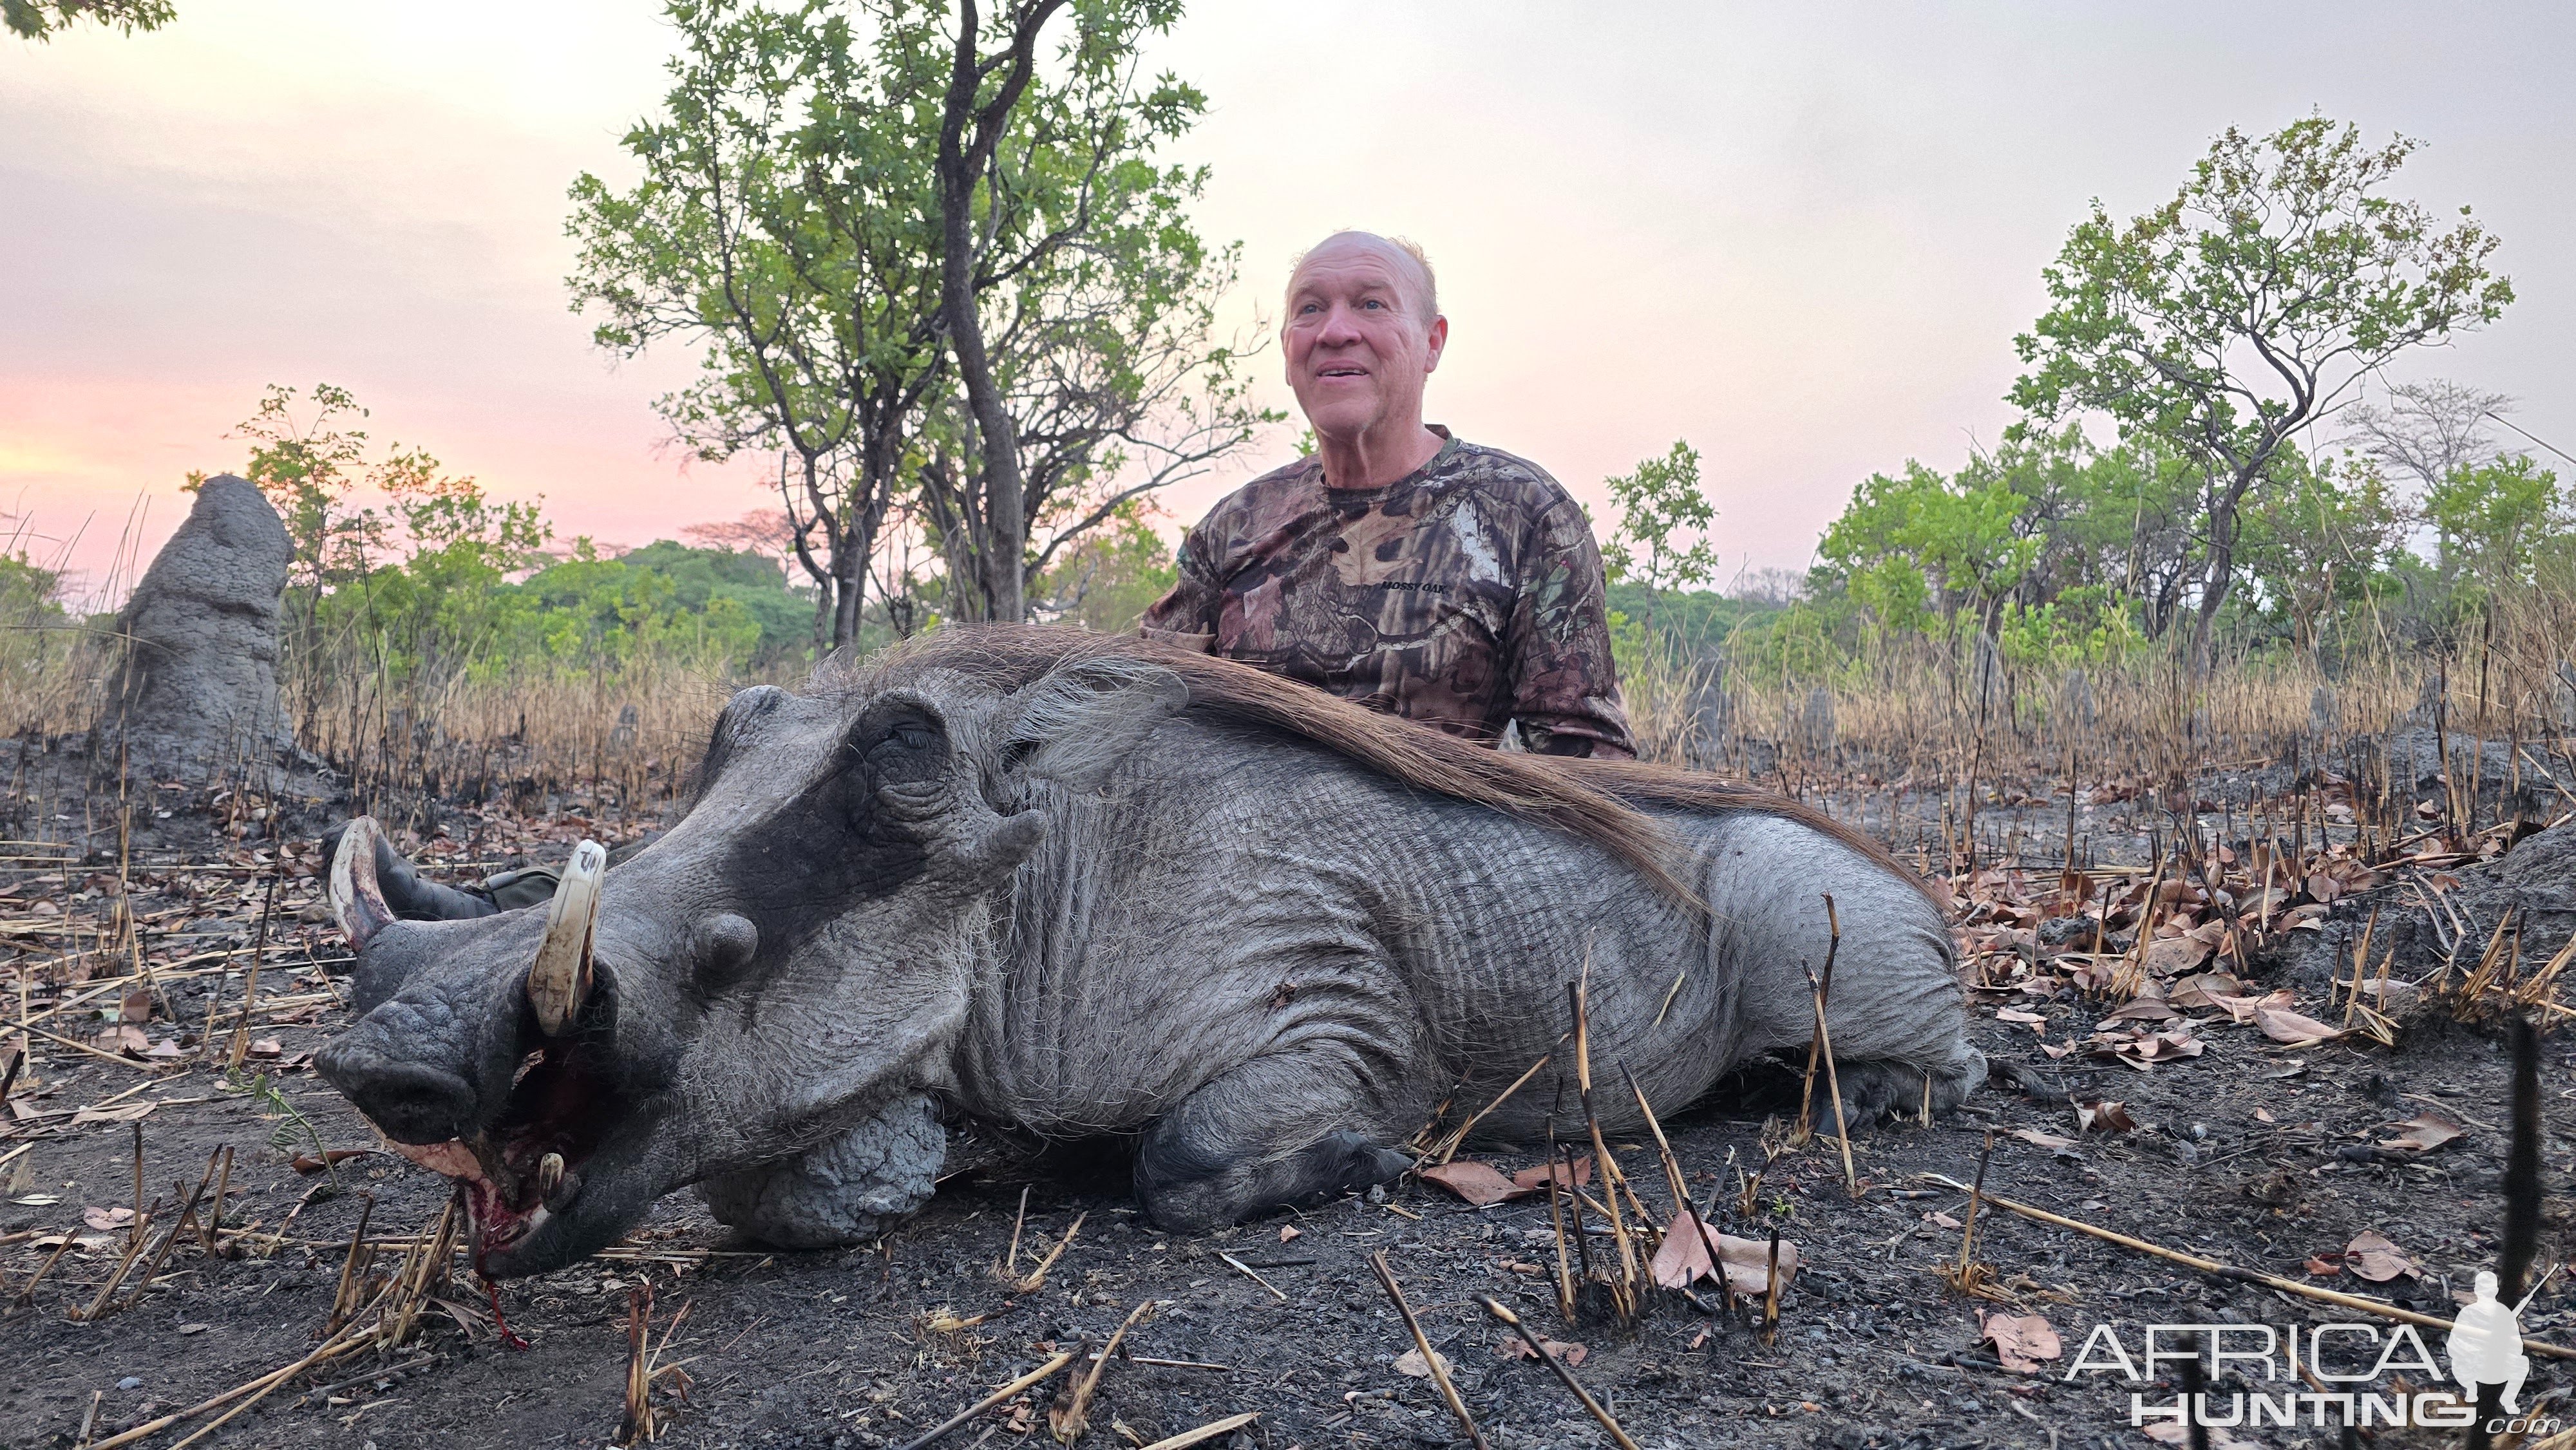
[328,816,397,951]
[527,838,606,1036]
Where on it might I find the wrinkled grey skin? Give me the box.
[319,644,1976,1275]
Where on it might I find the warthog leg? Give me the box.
[1133,1046,1420,1232]
[698,1094,945,1250]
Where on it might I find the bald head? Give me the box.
[1279,229,1450,486]
[1287,232,1439,324]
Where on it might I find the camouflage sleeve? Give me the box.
[1503,498,1637,759]
[1136,526,1219,652]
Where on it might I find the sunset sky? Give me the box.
[3,2,2568,607]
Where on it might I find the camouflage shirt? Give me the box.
[1139,429,1636,758]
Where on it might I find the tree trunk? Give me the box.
[2190,482,2246,682]
[934,0,1063,626]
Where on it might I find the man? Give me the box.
[1140,231,1635,758]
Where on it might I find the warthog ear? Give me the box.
[996,659,1189,792]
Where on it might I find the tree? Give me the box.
[3,0,171,41]
[1814,460,2036,641]
[571,0,1255,640]
[2011,114,2512,677]
[567,0,951,652]
[2240,447,2405,657]
[2424,454,2564,598]
[920,0,1261,623]
[2341,379,2512,498]
[1600,440,1719,595]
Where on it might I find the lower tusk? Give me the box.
[536,1152,565,1200]
[328,816,396,950]
[527,840,606,1036]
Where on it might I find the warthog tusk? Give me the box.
[527,840,606,1036]
[328,816,396,951]
[536,1152,565,1200]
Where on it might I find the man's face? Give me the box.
[1282,238,1447,447]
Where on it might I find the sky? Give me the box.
[3,2,2569,606]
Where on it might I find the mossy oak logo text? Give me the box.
[2067,1274,2550,1435]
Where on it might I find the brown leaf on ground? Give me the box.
[2099,994,2177,1024]
[1418,1161,1523,1207]
[1499,1338,1588,1368]
[1925,1210,1962,1229]
[82,1205,135,1231]
[1978,1310,2063,1373]
[2167,972,2243,1009]
[90,1024,150,1055]
[2378,1111,2463,1153]
[2111,1029,2204,1068]
[1647,1210,1801,1293]
[2076,1101,2136,1134]
[70,1101,156,1126]
[1508,1156,1591,1192]
[2007,1127,2079,1151]
[1278,1225,1302,1243]
[1392,1347,1451,1378]
[120,989,153,1024]
[1996,1007,2049,1032]
[2342,1231,2419,1283]
[2145,935,2213,974]
[2252,1001,2345,1047]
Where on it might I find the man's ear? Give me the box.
[996,659,1189,793]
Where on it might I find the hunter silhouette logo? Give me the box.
[2449,1266,2557,1413]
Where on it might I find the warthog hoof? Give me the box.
[699,1094,945,1250]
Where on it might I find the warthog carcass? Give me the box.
[317,627,1979,1276]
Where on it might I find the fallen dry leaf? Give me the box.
[2167,972,2244,1009]
[1417,1161,1522,1207]
[1499,1337,1589,1368]
[1392,1347,1451,1379]
[119,989,153,1024]
[2378,1111,2464,1153]
[1647,1211,1801,1294]
[2075,1101,2136,1135]
[1278,1225,1302,1244]
[2342,1231,2419,1283]
[2252,1001,2344,1047]
[1510,1156,1592,1192]
[2145,935,2213,974]
[82,1205,135,1232]
[247,1038,283,1059]
[2007,1127,2079,1151]
[70,1101,156,1127]
[1996,1007,2049,1033]
[1978,1310,2063,1373]
[89,1024,150,1055]
[1924,1210,1962,1229]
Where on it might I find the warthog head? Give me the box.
[315,652,1184,1276]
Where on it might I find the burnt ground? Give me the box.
[2,742,2571,1450]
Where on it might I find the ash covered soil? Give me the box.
[3,762,2569,1450]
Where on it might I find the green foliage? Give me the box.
[1029,506,1177,634]
[2,0,173,41]
[1600,441,1719,594]
[2010,113,2510,666]
[2423,453,2566,597]
[1815,459,2036,636]
[567,0,1262,637]
[220,384,799,697]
